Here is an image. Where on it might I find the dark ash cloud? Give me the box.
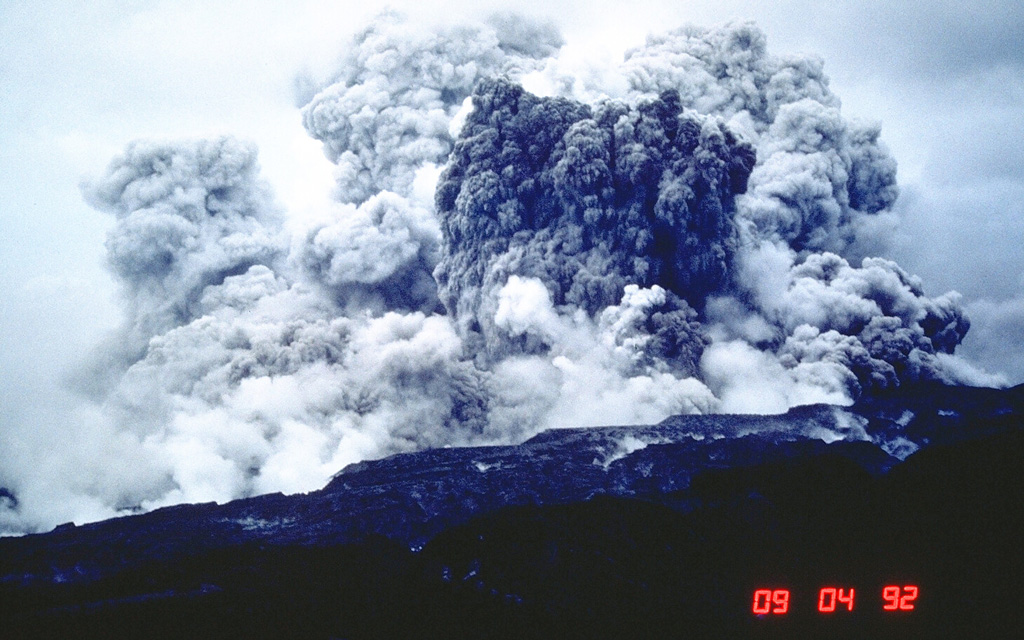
[435,79,754,369]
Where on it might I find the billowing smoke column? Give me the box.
[300,11,563,205]
[434,79,755,371]
[84,137,286,354]
[0,15,989,535]
[606,23,971,404]
[618,24,900,255]
[292,12,562,315]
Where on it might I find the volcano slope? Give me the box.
[2,382,1022,639]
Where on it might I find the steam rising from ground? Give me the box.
[0,14,1000,534]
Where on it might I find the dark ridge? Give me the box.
[1,383,1021,638]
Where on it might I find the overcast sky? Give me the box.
[2,0,1022,447]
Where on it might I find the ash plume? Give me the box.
[300,11,561,205]
[434,79,755,369]
[0,14,996,535]
[83,137,286,357]
[617,23,899,255]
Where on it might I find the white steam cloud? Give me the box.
[0,14,1000,535]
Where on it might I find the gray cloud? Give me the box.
[960,296,1024,383]
[82,137,286,357]
[892,183,1024,301]
[293,192,443,314]
[299,11,560,204]
[838,1,1024,79]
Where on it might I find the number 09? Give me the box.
[752,589,790,614]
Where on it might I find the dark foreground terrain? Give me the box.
[2,382,1022,639]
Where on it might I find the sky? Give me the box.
[1,0,1022,530]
